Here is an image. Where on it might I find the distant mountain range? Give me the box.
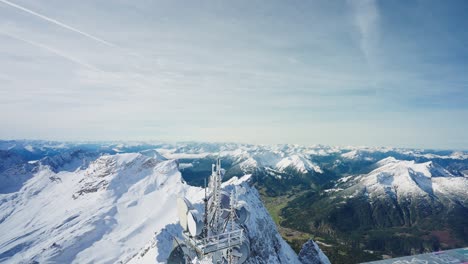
[1,140,467,263]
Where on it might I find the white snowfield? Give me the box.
[347,157,468,204]
[0,152,326,263]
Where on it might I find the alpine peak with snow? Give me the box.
[1,140,467,263]
[0,140,330,264]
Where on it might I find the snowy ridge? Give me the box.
[0,153,190,263]
[341,149,378,161]
[354,157,468,203]
[139,149,167,161]
[276,154,323,174]
[0,151,327,263]
[239,157,259,172]
[222,176,303,264]
[2,140,467,161]
[131,174,309,264]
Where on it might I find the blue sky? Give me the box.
[0,0,467,149]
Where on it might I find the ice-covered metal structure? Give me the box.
[169,159,250,264]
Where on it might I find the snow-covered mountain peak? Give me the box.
[359,158,466,201]
[450,151,468,160]
[128,175,321,264]
[276,154,323,174]
[0,149,331,263]
[139,149,167,161]
[341,149,376,161]
[251,150,284,166]
[239,157,259,171]
[0,152,190,263]
[220,148,250,162]
[39,149,97,173]
[375,156,399,166]
[373,158,454,179]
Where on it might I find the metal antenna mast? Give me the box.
[174,159,246,263]
[203,177,208,238]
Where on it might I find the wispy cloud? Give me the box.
[0,30,102,71]
[0,0,118,48]
[347,0,380,66]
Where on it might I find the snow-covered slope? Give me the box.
[276,155,323,174]
[356,157,468,203]
[239,157,260,172]
[129,175,318,264]
[0,153,191,263]
[0,150,328,263]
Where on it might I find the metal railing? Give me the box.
[184,229,244,255]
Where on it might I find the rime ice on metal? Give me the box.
[170,159,250,264]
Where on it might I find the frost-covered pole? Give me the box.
[203,177,208,238]
[213,159,222,234]
[229,190,236,232]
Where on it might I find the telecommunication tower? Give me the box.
[169,159,250,264]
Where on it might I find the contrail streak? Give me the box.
[0,0,118,48]
[2,31,159,95]
[1,31,102,71]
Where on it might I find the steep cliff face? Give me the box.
[0,153,190,263]
[298,240,331,264]
[224,176,301,264]
[129,174,330,264]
